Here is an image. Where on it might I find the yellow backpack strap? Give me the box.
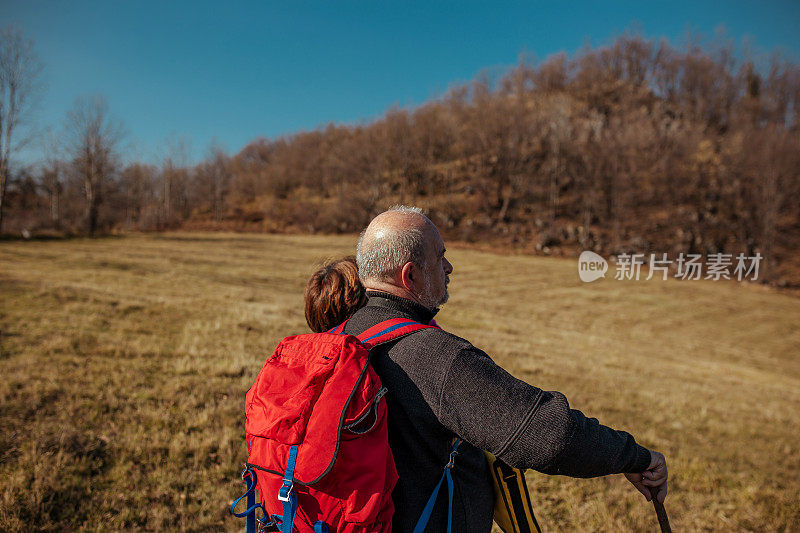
[485,451,542,533]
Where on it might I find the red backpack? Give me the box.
[231,318,438,533]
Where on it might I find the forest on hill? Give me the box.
[3,33,799,285]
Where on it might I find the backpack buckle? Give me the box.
[278,445,298,502]
[445,438,461,469]
[445,449,458,469]
[278,480,293,502]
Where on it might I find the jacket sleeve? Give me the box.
[437,346,651,477]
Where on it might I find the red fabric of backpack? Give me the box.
[242,318,435,532]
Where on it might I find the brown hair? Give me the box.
[304,256,368,333]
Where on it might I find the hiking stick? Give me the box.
[648,486,671,533]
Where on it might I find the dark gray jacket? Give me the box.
[344,291,651,532]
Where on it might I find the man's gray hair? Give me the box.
[356,205,427,281]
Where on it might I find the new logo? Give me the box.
[578,251,608,282]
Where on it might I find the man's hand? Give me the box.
[625,450,668,504]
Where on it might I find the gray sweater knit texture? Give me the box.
[343,292,651,532]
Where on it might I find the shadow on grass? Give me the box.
[2,429,113,530]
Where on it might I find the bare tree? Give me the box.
[120,162,156,230]
[196,141,230,222]
[39,127,63,228]
[64,95,123,236]
[213,147,231,222]
[0,25,43,232]
[160,135,191,226]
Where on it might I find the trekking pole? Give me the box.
[648,486,671,533]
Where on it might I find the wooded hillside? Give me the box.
[4,33,799,285]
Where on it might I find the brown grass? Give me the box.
[1,232,798,531]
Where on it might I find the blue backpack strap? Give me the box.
[356,318,437,348]
[412,439,461,533]
[277,445,299,533]
[330,317,440,343]
[230,467,264,533]
[247,477,256,533]
[328,320,349,335]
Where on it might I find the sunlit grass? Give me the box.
[1,232,798,531]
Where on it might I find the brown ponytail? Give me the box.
[304,256,368,333]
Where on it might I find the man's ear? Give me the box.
[399,262,415,290]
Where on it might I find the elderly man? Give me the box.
[344,205,668,532]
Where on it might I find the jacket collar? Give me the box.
[364,290,439,325]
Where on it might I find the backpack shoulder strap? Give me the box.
[356,318,438,348]
[328,321,348,335]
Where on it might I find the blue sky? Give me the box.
[3,1,799,168]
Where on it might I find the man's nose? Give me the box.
[444,258,453,275]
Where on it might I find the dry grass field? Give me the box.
[1,232,798,532]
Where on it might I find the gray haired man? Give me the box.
[343,205,668,532]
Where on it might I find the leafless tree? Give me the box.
[39,127,64,228]
[195,141,230,222]
[212,151,230,223]
[64,95,123,236]
[120,162,156,230]
[159,135,191,226]
[0,25,42,232]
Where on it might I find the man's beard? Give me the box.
[419,276,449,309]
